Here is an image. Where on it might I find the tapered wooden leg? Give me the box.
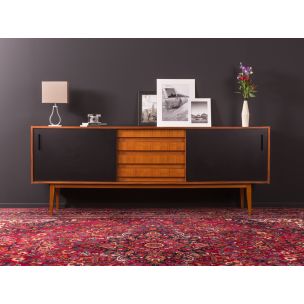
[240,188,245,209]
[49,184,55,215]
[55,188,60,210]
[246,184,252,216]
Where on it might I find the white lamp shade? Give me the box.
[42,81,68,104]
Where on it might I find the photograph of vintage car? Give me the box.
[190,98,211,127]
[163,88,189,110]
[157,79,195,126]
[162,86,188,121]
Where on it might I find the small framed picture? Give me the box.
[138,91,157,125]
[157,79,195,127]
[190,98,211,127]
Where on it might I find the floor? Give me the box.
[0,208,303,266]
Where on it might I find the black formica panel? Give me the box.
[33,129,117,181]
[186,129,268,182]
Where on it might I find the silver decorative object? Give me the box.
[88,114,102,124]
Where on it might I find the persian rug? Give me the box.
[0,208,303,266]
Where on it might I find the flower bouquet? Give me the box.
[237,63,257,126]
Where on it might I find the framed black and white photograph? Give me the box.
[157,79,195,126]
[138,91,157,125]
[190,98,211,127]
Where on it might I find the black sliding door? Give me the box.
[33,129,117,181]
[186,129,268,182]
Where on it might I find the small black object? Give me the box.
[38,134,41,151]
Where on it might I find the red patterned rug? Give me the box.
[0,208,303,266]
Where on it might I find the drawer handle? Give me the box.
[38,134,41,151]
[260,134,264,151]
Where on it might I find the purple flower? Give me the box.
[240,62,253,76]
[237,62,257,99]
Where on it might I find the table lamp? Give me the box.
[42,81,69,126]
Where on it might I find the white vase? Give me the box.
[241,100,249,127]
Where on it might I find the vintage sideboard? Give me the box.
[31,126,270,215]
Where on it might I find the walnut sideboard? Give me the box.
[30,126,271,215]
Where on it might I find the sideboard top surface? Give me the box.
[31,126,270,130]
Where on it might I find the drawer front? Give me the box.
[118,152,185,164]
[116,128,186,182]
[118,165,185,177]
[118,177,185,182]
[117,138,185,151]
[118,129,185,138]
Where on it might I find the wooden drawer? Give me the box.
[117,138,185,151]
[117,152,185,164]
[117,177,185,182]
[118,165,185,178]
[117,129,185,138]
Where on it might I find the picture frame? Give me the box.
[190,98,211,127]
[157,79,195,127]
[138,91,157,126]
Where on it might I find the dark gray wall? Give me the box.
[1,38,304,207]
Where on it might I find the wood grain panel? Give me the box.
[117,177,185,182]
[117,138,185,151]
[118,152,185,164]
[118,165,185,177]
[117,129,185,138]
